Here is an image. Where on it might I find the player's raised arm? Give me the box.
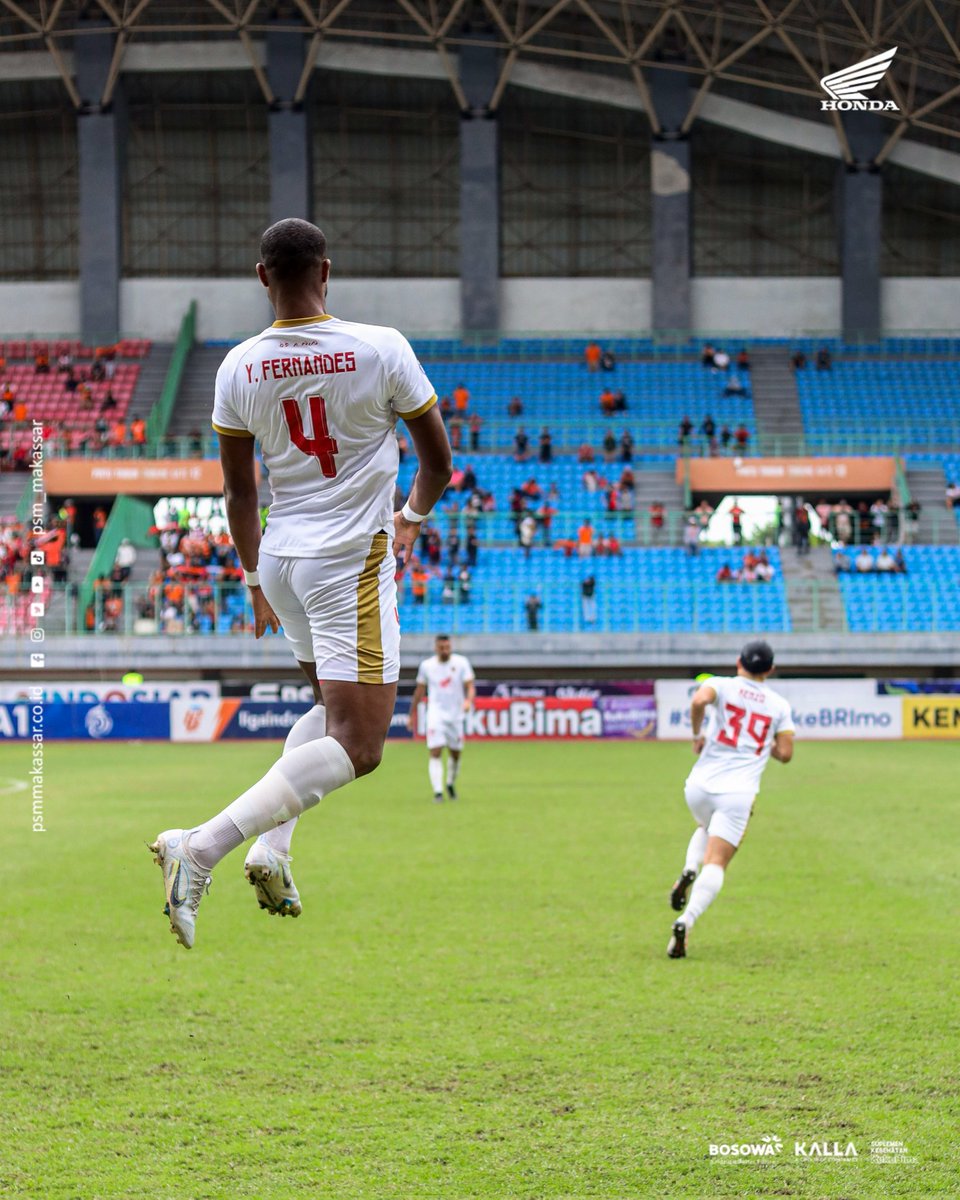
[394,404,452,568]
[219,432,279,639]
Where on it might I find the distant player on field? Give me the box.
[667,640,795,958]
[408,635,476,801]
[150,218,452,948]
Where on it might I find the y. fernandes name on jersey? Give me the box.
[244,352,358,385]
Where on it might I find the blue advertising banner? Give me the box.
[0,702,170,741]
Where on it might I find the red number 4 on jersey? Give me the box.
[281,395,339,478]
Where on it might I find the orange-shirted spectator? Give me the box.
[600,388,617,415]
[131,415,147,453]
[0,354,5,375]
[453,383,470,412]
[93,506,107,545]
[6,571,21,595]
[577,519,594,558]
[2,383,13,404]
[411,566,430,604]
[34,350,49,374]
[585,341,602,371]
[12,397,27,423]
[110,420,127,447]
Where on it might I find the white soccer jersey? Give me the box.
[417,654,475,720]
[687,675,795,795]
[212,315,436,556]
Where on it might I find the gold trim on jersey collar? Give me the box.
[272,315,335,328]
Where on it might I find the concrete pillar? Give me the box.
[76,26,123,343]
[267,24,312,225]
[649,66,692,339]
[458,36,500,338]
[839,116,884,342]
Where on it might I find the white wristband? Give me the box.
[243,568,260,587]
[402,501,428,524]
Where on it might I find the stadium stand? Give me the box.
[834,545,960,632]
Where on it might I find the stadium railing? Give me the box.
[32,423,960,460]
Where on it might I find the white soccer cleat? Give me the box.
[244,838,302,917]
[148,829,211,950]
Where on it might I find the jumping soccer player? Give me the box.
[667,640,795,958]
[408,635,476,801]
[149,218,452,948]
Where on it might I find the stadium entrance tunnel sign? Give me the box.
[902,695,960,739]
[43,459,258,497]
[677,457,896,495]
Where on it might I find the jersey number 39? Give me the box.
[717,703,772,755]
[281,395,339,478]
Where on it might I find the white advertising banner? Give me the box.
[0,681,221,704]
[655,679,903,740]
[169,697,225,743]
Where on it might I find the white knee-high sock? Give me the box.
[682,863,724,929]
[188,736,355,870]
[446,755,460,787]
[428,756,444,795]
[684,827,708,875]
[261,703,326,856]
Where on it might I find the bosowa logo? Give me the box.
[820,47,899,111]
[709,1134,782,1157]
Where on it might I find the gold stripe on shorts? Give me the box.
[356,531,389,684]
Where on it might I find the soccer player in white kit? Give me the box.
[408,635,476,801]
[667,640,795,958]
[149,219,452,948]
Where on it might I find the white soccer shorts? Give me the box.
[684,780,756,849]
[259,531,400,684]
[425,714,465,751]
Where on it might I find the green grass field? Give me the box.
[0,739,956,1199]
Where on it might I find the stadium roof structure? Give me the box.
[3,1,960,172]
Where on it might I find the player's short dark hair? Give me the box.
[259,219,327,283]
[435,633,451,641]
[741,639,774,674]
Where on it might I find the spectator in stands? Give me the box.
[715,562,734,583]
[514,428,530,462]
[701,414,716,450]
[893,547,907,573]
[724,374,746,397]
[730,499,744,545]
[131,415,147,456]
[411,563,430,604]
[114,538,137,582]
[538,498,557,547]
[720,423,732,453]
[693,499,714,532]
[525,592,542,631]
[701,344,716,368]
[756,553,776,582]
[886,500,900,542]
[458,566,472,604]
[600,387,617,415]
[870,498,889,540]
[856,499,872,543]
[90,357,106,382]
[0,394,9,425]
[794,504,811,556]
[448,415,463,451]
[678,415,693,447]
[109,419,127,449]
[904,499,921,543]
[34,348,49,374]
[613,389,627,412]
[791,349,807,370]
[580,575,597,625]
[713,348,730,372]
[469,412,482,451]
[734,423,750,452]
[439,396,453,420]
[876,546,897,573]
[585,341,602,371]
[855,547,874,573]
[466,529,479,568]
[57,350,73,373]
[100,390,117,414]
[816,347,832,371]
[602,430,617,462]
[519,513,537,557]
[12,396,27,424]
[946,481,960,509]
[620,430,634,462]
[453,382,470,413]
[1,382,14,406]
[834,548,852,574]
[834,499,854,544]
[600,349,616,371]
[508,396,523,417]
[539,428,553,464]
[649,500,665,542]
[577,443,594,464]
[736,348,751,371]
[683,519,701,556]
[577,519,594,558]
